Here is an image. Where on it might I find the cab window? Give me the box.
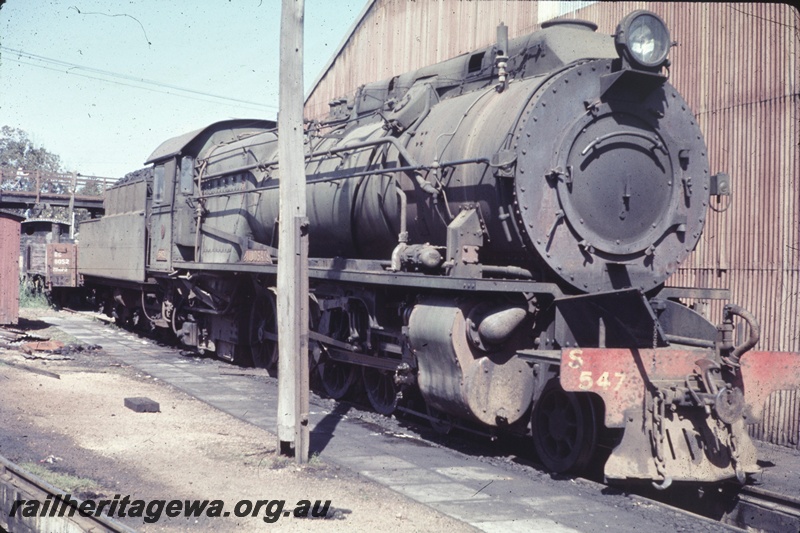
[153,165,165,204]
[179,156,194,195]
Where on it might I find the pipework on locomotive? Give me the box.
[60,11,800,488]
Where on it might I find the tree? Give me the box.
[0,126,71,221]
[0,126,63,175]
[77,178,103,196]
[0,126,107,228]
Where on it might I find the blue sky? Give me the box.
[0,0,369,178]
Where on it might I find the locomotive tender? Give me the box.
[73,11,800,487]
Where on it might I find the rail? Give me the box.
[722,484,800,531]
[40,309,800,533]
[0,453,136,532]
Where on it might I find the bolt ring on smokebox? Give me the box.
[512,59,710,293]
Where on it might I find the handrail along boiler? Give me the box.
[74,11,800,487]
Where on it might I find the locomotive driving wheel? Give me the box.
[531,380,599,474]
[315,306,361,399]
[249,287,278,375]
[318,357,356,399]
[426,404,455,435]
[363,367,398,415]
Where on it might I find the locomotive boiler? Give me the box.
[73,11,800,488]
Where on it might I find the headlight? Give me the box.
[616,11,670,69]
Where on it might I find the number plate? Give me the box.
[560,348,709,427]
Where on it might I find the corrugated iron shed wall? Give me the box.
[0,213,23,325]
[306,1,799,352]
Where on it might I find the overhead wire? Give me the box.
[5,58,273,114]
[0,45,278,112]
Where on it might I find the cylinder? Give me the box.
[408,298,534,426]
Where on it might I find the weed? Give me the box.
[303,452,329,473]
[19,462,98,494]
[18,280,51,309]
[270,455,291,470]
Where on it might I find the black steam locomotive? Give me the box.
[70,11,797,487]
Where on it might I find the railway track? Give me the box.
[721,485,800,532]
[28,309,800,532]
[0,454,135,533]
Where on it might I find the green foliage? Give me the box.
[77,178,103,196]
[20,462,98,494]
[0,125,62,174]
[0,126,76,222]
[18,279,51,309]
[269,455,292,470]
[0,127,104,228]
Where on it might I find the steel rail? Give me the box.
[722,484,800,531]
[0,454,136,533]
[36,313,798,533]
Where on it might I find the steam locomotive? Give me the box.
[67,11,800,487]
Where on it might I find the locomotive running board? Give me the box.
[170,259,565,296]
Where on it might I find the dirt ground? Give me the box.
[0,308,476,532]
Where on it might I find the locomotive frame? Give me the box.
[60,11,800,488]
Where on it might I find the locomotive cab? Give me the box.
[144,119,278,267]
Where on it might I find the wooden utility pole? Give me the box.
[69,172,77,239]
[276,0,309,463]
